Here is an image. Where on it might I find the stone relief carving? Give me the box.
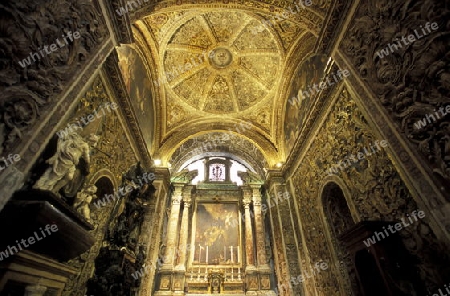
[169,132,268,177]
[59,77,138,296]
[289,87,450,295]
[135,0,330,29]
[0,0,107,153]
[85,164,156,295]
[340,0,450,190]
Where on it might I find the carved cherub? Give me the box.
[73,184,97,223]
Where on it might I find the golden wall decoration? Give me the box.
[340,0,450,193]
[285,86,450,295]
[58,76,139,296]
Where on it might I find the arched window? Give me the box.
[209,162,226,182]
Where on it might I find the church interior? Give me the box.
[1,0,450,295]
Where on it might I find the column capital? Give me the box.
[182,184,195,196]
[252,192,262,206]
[172,194,182,204]
[242,185,253,199]
[172,184,184,197]
[243,197,252,206]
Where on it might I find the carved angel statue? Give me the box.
[33,131,99,194]
[73,184,97,223]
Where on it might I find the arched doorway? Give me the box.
[323,181,427,296]
[322,182,359,295]
[354,250,389,296]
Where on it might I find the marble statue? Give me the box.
[33,131,99,194]
[73,184,97,223]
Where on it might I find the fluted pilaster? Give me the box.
[252,185,269,270]
[175,198,191,271]
[243,190,255,270]
[161,185,183,269]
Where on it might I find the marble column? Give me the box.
[243,192,255,270]
[251,185,269,270]
[161,185,183,269]
[175,197,191,271]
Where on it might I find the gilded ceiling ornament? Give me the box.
[159,11,281,114]
[209,48,233,69]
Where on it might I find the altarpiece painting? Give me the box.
[193,203,240,265]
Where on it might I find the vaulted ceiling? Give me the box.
[124,0,332,172]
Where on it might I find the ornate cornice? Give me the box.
[131,0,330,24]
[105,0,135,44]
[283,62,341,179]
[102,50,152,169]
[314,0,353,55]
[264,169,285,189]
[160,123,278,164]
[153,167,171,183]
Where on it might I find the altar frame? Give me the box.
[189,200,243,269]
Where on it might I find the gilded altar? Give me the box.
[154,159,275,295]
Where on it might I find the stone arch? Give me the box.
[89,168,119,190]
[87,170,117,221]
[318,180,359,295]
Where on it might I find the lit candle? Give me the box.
[224,246,226,261]
[237,245,240,263]
[206,246,209,264]
[230,246,234,263]
[199,244,202,263]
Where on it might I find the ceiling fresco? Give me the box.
[127,0,330,167]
